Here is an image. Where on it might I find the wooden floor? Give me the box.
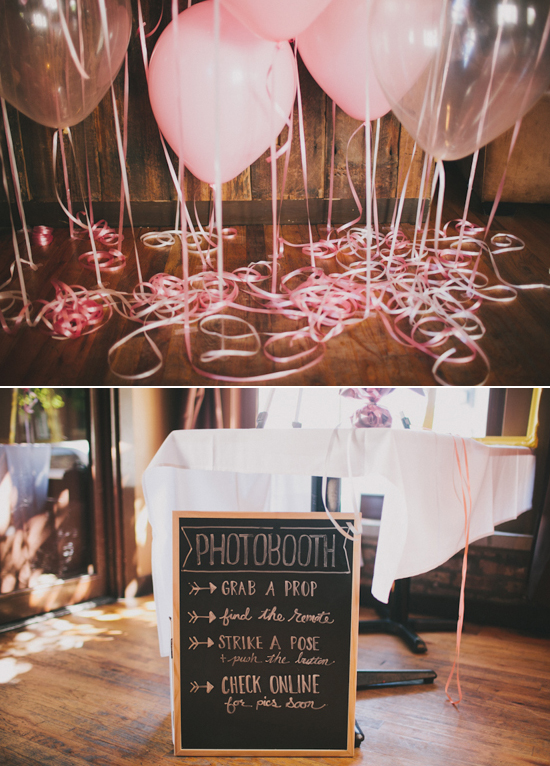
[0,596,549,765]
[0,179,549,385]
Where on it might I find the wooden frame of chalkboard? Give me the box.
[172,511,361,757]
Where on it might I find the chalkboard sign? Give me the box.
[172,511,361,757]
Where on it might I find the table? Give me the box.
[143,427,536,659]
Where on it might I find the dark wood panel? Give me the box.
[375,111,401,199]
[0,197,425,227]
[14,112,57,204]
[0,103,29,203]
[282,56,328,201]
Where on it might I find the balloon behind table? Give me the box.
[0,0,132,129]
[370,0,550,160]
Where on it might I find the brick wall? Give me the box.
[361,537,532,606]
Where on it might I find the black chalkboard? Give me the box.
[172,511,361,756]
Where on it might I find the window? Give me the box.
[257,387,491,436]
[257,387,541,446]
[0,389,113,627]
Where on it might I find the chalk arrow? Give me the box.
[188,610,217,624]
[190,681,214,694]
[189,582,217,596]
[189,636,215,650]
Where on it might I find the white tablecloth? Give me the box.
[143,428,535,658]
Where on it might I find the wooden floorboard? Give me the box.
[0,178,549,385]
[0,598,549,765]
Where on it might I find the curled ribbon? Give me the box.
[1,212,544,387]
[74,213,122,247]
[36,280,112,339]
[32,226,54,246]
[78,249,126,273]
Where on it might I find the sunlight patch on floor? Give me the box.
[0,596,158,681]
[0,656,33,683]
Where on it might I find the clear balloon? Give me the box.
[220,0,334,42]
[370,0,550,160]
[0,0,132,130]
[297,0,391,122]
[148,0,297,185]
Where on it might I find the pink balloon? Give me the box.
[148,1,296,185]
[0,0,132,129]
[220,0,334,42]
[297,0,391,122]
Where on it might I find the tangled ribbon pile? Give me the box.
[1,213,541,384]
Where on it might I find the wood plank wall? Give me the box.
[0,0,428,227]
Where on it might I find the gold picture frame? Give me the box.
[478,388,542,449]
